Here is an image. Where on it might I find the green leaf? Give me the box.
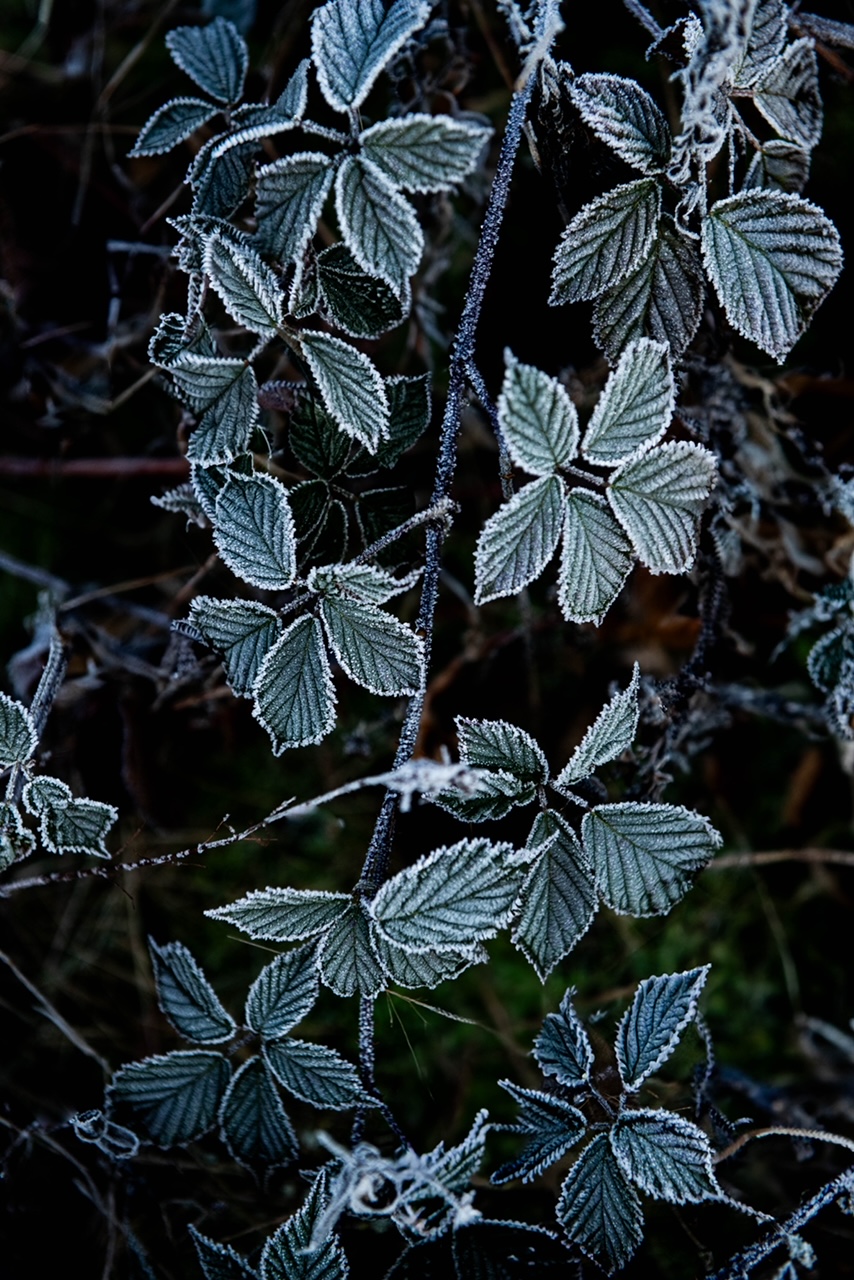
[219,1055,297,1167]
[555,664,640,788]
[533,988,594,1087]
[189,1226,259,1280]
[189,597,283,698]
[512,811,597,981]
[374,374,431,468]
[252,616,337,754]
[431,769,536,823]
[569,74,671,173]
[498,354,579,477]
[255,153,335,264]
[166,17,248,104]
[264,1038,372,1109]
[149,938,237,1044]
[318,596,423,696]
[335,156,423,296]
[610,1109,720,1203]
[245,946,319,1039]
[455,718,547,783]
[301,329,389,451]
[492,1080,587,1185]
[371,930,485,989]
[318,900,386,997]
[474,474,566,604]
[193,139,255,217]
[0,692,37,766]
[744,139,810,194]
[206,887,351,941]
[558,489,635,626]
[129,97,220,157]
[615,966,710,1092]
[23,777,117,859]
[360,114,491,192]
[702,189,842,362]
[174,358,259,466]
[204,233,283,335]
[582,802,721,916]
[109,1049,231,1147]
[260,1173,349,1279]
[214,472,297,590]
[311,0,432,113]
[607,441,716,574]
[308,562,418,607]
[556,1134,644,1275]
[290,399,352,480]
[550,179,661,305]
[316,243,404,339]
[581,339,673,467]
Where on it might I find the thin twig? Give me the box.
[0,949,111,1074]
[708,848,854,870]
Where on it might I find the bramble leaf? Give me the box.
[301,329,389,451]
[311,0,432,113]
[166,17,248,104]
[260,1173,348,1280]
[109,1050,231,1147]
[335,156,423,295]
[315,243,404,339]
[615,966,710,1091]
[607,442,717,574]
[753,37,822,150]
[318,900,386,998]
[360,114,491,193]
[318,596,424,696]
[255,154,335,264]
[512,811,597,981]
[149,938,236,1044]
[550,179,661,305]
[245,947,319,1039]
[581,339,673,467]
[533,988,594,1088]
[555,664,640,788]
[556,1133,644,1275]
[474,474,565,604]
[204,234,283,335]
[371,931,485,989]
[219,1055,297,1167]
[0,693,37,766]
[610,1110,720,1203]
[189,1225,258,1280]
[264,1038,372,1109]
[213,472,297,590]
[189,597,283,698]
[558,489,634,626]
[455,718,548,783]
[498,355,579,477]
[569,74,671,173]
[206,888,351,942]
[129,97,220,157]
[23,777,117,859]
[492,1081,587,1185]
[252,617,337,754]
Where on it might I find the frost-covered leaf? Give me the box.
[607,441,716,574]
[754,38,822,149]
[109,1050,231,1147]
[556,1134,644,1275]
[219,1055,297,1167]
[192,139,256,217]
[360,114,490,193]
[0,801,34,871]
[149,938,236,1045]
[735,0,788,87]
[370,838,523,953]
[316,243,404,338]
[431,768,535,824]
[189,1225,259,1280]
[173,358,259,466]
[371,930,485,989]
[129,97,220,157]
[492,1081,586,1184]
[318,900,386,998]
[301,329,389,451]
[474,475,565,604]
[744,140,810,194]
[592,217,705,361]
[335,156,423,295]
[21,775,69,815]
[431,1108,490,1194]
[309,562,419,607]
[512,811,597,981]
[23,777,117,859]
[0,693,37,766]
[214,472,297,590]
[261,1173,349,1280]
[252,616,337,754]
[498,355,579,477]
[166,17,248,104]
[702,189,843,362]
[290,400,352,480]
[558,489,634,626]
[550,179,661,305]
[555,664,640,788]
[582,339,673,467]
[265,1038,372,1109]
[255,154,335,265]
[233,58,309,126]
[582,802,721,916]
[615,966,710,1091]
[151,482,207,527]
[456,718,548,783]
[207,887,351,942]
[569,74,671,174]
[311,0,432,113]
[189,597,283,698]
[452,1219,571,1278]
[290,479,330,545]
[245,946,319,1039]
[193,457,252,523]
[533,988,594,1087]
[319,596,424,696]
[610,1110,719,1203]
[204,234,283,335]
[374,374,431,468]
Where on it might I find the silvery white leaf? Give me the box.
[582,802,721,916]
[569,74,671,174]
[22,775,69,816]
[206,887,351,941]
[0,692,37,766]
[301,329,390,451]
[556,1133,644,1275]
[319,596,424,696]
[335,155,423,295]
[0,801,34,871]
[744,139,810,194]
[474,474,565,604]
[192,139,256,218]
[109,1050,231,1147]
[430,768,536,824]
[308,562,419,606]
[533,987,595,1087]
[512,811,597,982]
[610,1109,720,1203]
[23,777,117,859]
[702,189,843,362]
[218,1056,297,1168]
[252,616,337,754]
[455,717,548,783]
[550,179,661,305]
[213,472,297,590]
[318,900,386,997]
[129,97,220,157]
[245,946,319,1039]
[360,113,491,192]
[260,1174,348,1280]
[615,966,710,1091]
[555,664,640,788]
[166,17,248,104]
[558,489,635,626]
[204,233,283,335]
[311,0,432,113]
[607,441,717,574]
[498,353,580,477]
[753,37,822,150]
[370,929,485,989]
[582,339,673,467]
[169,356,258,466]
[149,938,237,1045]
[370,837,523,953]
[264,1038,372,1109]
[734,0,788,87]
[255,153,335,264]
[189,597,282,698]
[491,1081,587,1185]
[189,1226,257,1280]
[592,218,705,362]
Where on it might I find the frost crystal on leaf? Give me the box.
[550,179,661,305]
[498,354,579,476]
[300,329,390,451]
[149,938,237,1045]
[244,946,319,1039]
[360,114,491,193]
[581,339,674,468]
[558,490,635,626]
[255,153,335,265]
[218,1055,298,1168]
[610,1109,720,1204]
[165,17,248,104]
[311,0,432,114]
[512,811,597,981]
[252,616,337,754]
[607,441,717,575]
[0,692,37,767]
[555,663,640,788]
[615,965,710,1091]
[556,1133,644,1275]
[335,156,424,296]
[569,74,671,174]
[474,473,565,604]
[213,472,297,591]
[129,97,221,157]
[204,234,283,336]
